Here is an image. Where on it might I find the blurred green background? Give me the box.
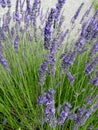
[94,0,98,10]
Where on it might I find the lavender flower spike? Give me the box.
[38,88,57,127]
[7,0,11,8]
[1,0,6,8]
[89,76,98,86]
[66,69,75,84]
[0,55,10,72]
[44,8,56,50]
[39,59,48,86]
[14,0,20,22]
[54,0,66,27]
[14,35,19,51]
[57,102,72,125]
[90,40,98,55]
[71,3,84,23]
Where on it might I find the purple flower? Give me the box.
[1,0,6,8]
[14,35,19,50]
[66,70,75,84]
[71,3,84,23]
[44,8,56,50]
[80,1,94,23]
[61,50,76,70]
[7,0,11,8]
[38,88,57,127]
[20,0,25,12]
[80,10,98,41]
[57,101,72,125]
[90,40,98,55]
[56,0,66,14]
[85,62,95,74]
[37,92,47,105]
[0,55,10,72]
[89,76,98,86]
[14,11,20,22]
[2,23,8,32]
[84,94,94,105]
[75,37,85,52]
[26,0,31,15]
[73,101,98,129]
[31,0,41,18]
[39,59,48,86]
[62,29,69,40]
[11,27,14,36]
[87,125,94,130]
[14,0,20,22]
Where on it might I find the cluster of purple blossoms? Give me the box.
[0,0,98,128]
[89,76,98,86]
[14,35,19,51]
[31,0,41,41]
[0,0,11,8]
[44,0,66,50]
[60,50,76,84]
[0,41,10,72]
[80,10,98,41]
[61,50,76,70]
[37,88,57,127]
[39,58,48,86]
[55,0,66,20]
[75,37,86,53]
[14,0,20,22]
[90,40,98,56]
[0,55,10,72]
[38,88,98,128]
[57,101,72,125]
[84,40,98,86]
[39,0,66,85]
[26,0,31,16]
[38,88,73,127]
[44,8,57,50]
[31,0,41,18]
[2,9,11,32]
[67,98,98,130]
[85,61,96,75]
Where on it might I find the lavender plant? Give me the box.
[0,0,98,130]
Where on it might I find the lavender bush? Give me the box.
[0,0,98,130]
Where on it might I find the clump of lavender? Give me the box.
[39,0,66,84]
[0,0,98,129]
[44,0,66,50]
[72,102,98,130]
[38,89,98,128]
